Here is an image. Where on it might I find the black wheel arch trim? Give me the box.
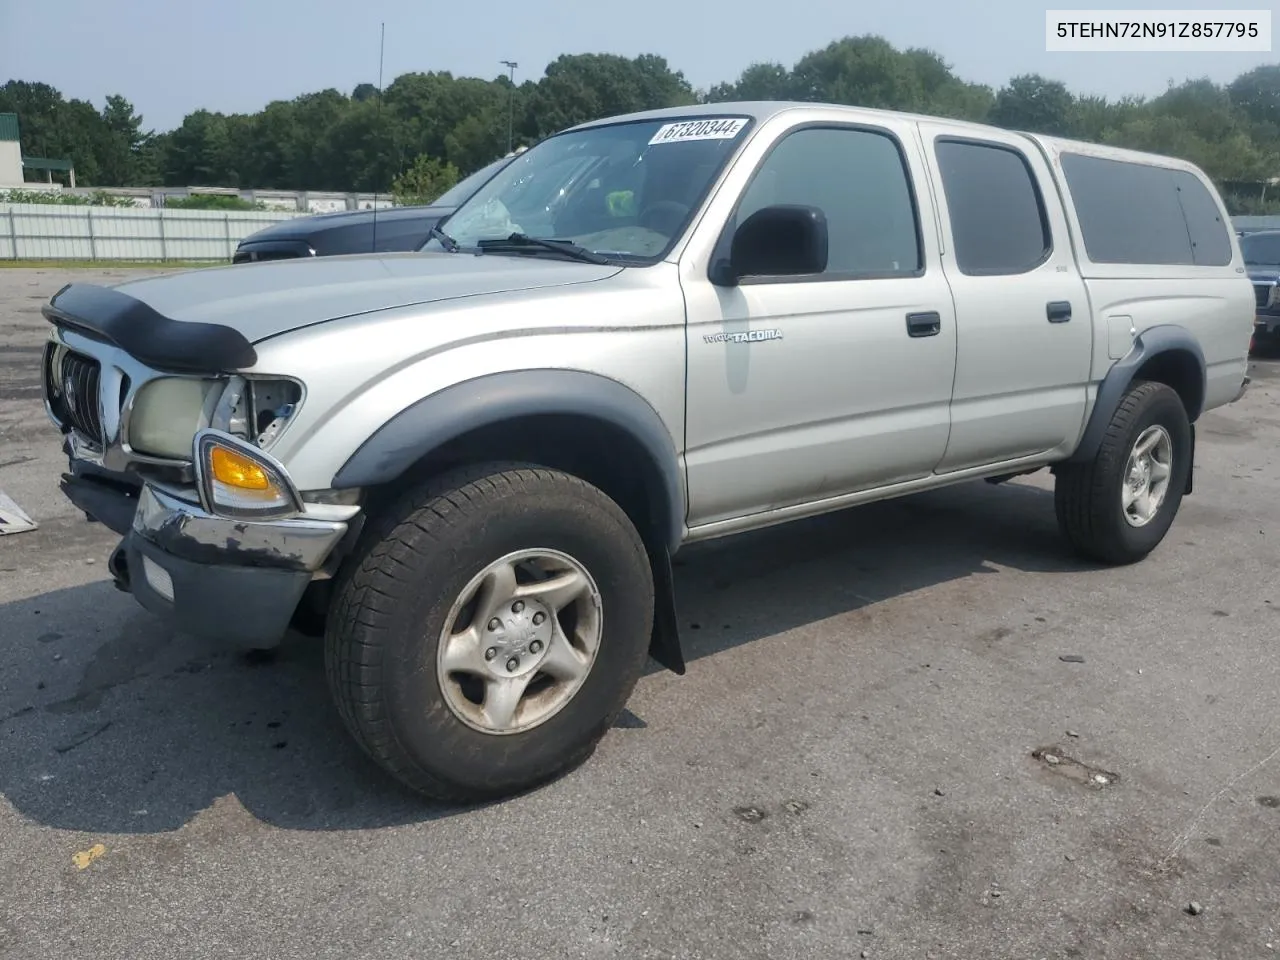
[331,368,688,554]
[1069,323,1206,464]
[42,282,257,372]
[331,369,689,676]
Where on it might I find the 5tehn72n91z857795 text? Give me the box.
[39,101,1253,802]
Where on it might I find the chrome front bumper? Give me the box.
[134,484,349,573]
[125,485,351,647]
[64,474,354,648]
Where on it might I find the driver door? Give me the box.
[679,118,959,530]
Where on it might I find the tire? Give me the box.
[324,462,655,803]
[1054,380,1192,565]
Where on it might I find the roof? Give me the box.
[565,100,1218,179]
[567,99,1002,136]
[0,113,18,142]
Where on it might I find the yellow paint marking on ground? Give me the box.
[72,844,106,870]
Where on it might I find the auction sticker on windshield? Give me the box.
[648,118,748,145]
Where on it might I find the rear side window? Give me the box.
[934,139,1051,276]
[1059,153,1232,267]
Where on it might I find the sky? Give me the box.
[1,0,1275,134]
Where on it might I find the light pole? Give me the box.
[500,59,518,155]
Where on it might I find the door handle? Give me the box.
[906,311,941,338]
[1047,301,1072,323]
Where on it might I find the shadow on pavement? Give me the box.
[0,476,1091,836]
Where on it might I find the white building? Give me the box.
[0,113,75,189]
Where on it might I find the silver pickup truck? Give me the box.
[39,101,1253,802]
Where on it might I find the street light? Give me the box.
[500,59,518,154]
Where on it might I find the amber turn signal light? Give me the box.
[209,445,272,491]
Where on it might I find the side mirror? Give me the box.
[711,204,828,286]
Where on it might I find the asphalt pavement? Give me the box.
[2,266,1279,960]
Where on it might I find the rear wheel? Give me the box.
[324,462,654,803]
[1055,381,1191,565]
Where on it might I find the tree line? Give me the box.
[3,36,1278,212]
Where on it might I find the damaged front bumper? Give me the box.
[63,471,352,647]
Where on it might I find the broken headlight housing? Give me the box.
[126,375,304,460]
[209,375,305,450]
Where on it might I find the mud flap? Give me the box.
[648,546,686,675]
[1184,423,1195,496]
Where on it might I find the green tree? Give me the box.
[989,74,1074,135]
[1228,65,1280,130]
[97,94,148,185]
[521,53,695,140]
[391,154,459,205]
[161,109,236,185]
[315,96,403,193]
[703,62,792,102]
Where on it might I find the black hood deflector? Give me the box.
[43,282,257,372]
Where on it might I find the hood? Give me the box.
[110,252,623,343]
[238,204,452,243]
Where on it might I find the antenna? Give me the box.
[371,21,386,254]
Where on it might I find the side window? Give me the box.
[1059,153,1232,267]
[1172,171,1232,267]
[934,139,1051,276]
[735,126,922,277]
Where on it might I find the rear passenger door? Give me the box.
[917,123,1093,473]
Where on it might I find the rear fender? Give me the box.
[1069,324,1205,465]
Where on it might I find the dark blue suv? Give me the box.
[1245,230,1280,352]
[231,155,513,264]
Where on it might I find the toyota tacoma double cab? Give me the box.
[39,101,1254,802]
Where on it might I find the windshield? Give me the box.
[431,156,511,208]
[427,115,754,263]
[1242,233,1280,266]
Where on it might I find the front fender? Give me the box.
[331,368,686,554]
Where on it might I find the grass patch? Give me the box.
[0,259,222,270]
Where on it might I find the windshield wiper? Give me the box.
[429,224,459,253]
[477,233,610,265]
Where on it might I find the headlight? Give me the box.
[194,429,304,520]
[128,378,224,459]
[128,375,304,462]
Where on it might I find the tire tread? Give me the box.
[324,461,651,803]
[1055,380,1187,565]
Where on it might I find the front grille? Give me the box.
[45,346,103,442]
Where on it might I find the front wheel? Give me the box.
[1054,380,1192,565]
[324,463,655,803]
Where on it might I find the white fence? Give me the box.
[0,203,309,262]
[0,202,1273,263]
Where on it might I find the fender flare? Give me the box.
[1068,323,1206,464]
[331,368,687,554]
[331,368,689,675]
